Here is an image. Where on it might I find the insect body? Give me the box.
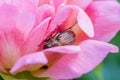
[44,30,76,49]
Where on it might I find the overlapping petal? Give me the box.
[77,6,94,37]
[0,4,18,26]
[39,0,50,6]
[0,0,119,80]
[86,1,120,42]
[10,45,81,74]
[25,17,51,54]
[0,4,23,69]
[12,0,39,13]
[44,45,81,54]
[67,0,93,9]
[47,5,94,38]
[15,11,35,39]
[0,26,25,69]
[35,4,54,25]
[33,40,118,79]
[50,0,66,10]
[10,52,48,74]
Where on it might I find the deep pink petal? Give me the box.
[86,1,120,42]
[67,0,93,10]
[33,40,118,79]
[25,17,51,54]
[10,52,48,74]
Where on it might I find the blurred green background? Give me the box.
[0,0,120,80]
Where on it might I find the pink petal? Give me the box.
[50,0,67,10]
[67,0,93,10]
[47,5,94,38]
[35,4,54,25]
[16,11,35,39]
[0,0,11,4]
[12,0,39,13]
[86,1,120,42]
[0,4,28,69]
[44,45,81,54]
[10,52,48,74]
[77,6,94,37]
[39,0,50,6]
[25,17,51,54]
[33,40,118,79]
[0,27,23,69]
[0,4,18,26]
[47,6,75,36]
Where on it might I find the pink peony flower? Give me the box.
[0,0,120,79]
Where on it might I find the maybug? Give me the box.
[43,30,75,49]
[43,23,77,49]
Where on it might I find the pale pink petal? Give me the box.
[47,6,75,37]
[0,4,24,68]
[33,40,118,79]
[0,0,39,6]
[0,4,18,26]
[77,6,94,37]
[44,46,81,54]
[25,17,51,54]
[0,0,4,5]
[59,5,94,38]
[86,1,120,42]
[0,0,11,4]
[39,0,50,6]
[45,46,81,68]
[0,27,23,69]
[10,52,48,74]
[67,0,93,10]
[12,0,39,13]
[50,0,66,10]
[47,5,94,38]
[0,4,28,69]
[50,5,78,31]
[35,4,54,25]
[16,11,35,40]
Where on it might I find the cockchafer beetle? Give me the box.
[43,23,77,49]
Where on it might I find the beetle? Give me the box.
[43,29,76,49]
[43,22,77,49]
